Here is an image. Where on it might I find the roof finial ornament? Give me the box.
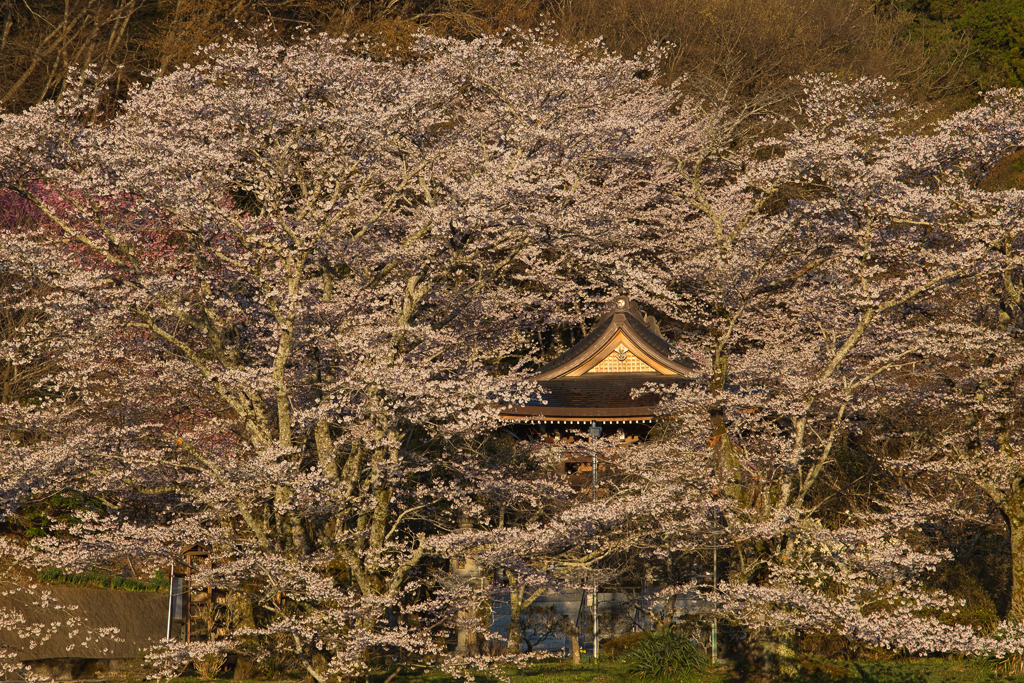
[614,295,629,309]
[643,310,662,336]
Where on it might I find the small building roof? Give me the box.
[500,297,696,423]
[0,582,167,662]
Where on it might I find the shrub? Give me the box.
[193,652,226,680]
[625,628,709,681]
[602,631,646,658]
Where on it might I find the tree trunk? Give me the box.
[226,592,255,629]
[1008,511,1024,621]
[507,582,523,654]
[709,348,744,503]
[567,622,581,664]
[314,417,338,482]
[659,592,677,630]
[454,514,488,654]
[758,628,798,678]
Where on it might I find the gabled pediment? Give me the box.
[584,338,658,375]
[535,297,696,380]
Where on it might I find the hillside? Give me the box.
[0,0,1020,115]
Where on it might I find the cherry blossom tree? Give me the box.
[0,28,726,678]
[613,76,1024,659]
[440,437,724,654]
[4,20,1024,677]
[883,175,1024,618]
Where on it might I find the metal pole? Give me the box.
[185,558,192,643]
[589,421,599,660]
[712,547,717,664]
[166,561,174,640]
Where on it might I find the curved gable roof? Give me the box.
[535,297,696,380]
[499,297,697,423]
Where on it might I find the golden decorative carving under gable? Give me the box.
[586,344,656,373]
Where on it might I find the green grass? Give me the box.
[794,656,1023,683]
[369,657,1021,683]
[213,658,729,683]
[37,566,170,592]
[504,659,720,682]
[351,657,729,683]
[170,655,1024,683]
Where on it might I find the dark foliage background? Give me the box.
[1,0,1022,114]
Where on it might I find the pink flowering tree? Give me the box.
[438,437,724,655]
[5,20,1024,675]
[522,72,1024,663]
[643,79,1024,655]
[881,171,1024,618]
[0,29,726,678]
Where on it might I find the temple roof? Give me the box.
[500,297,697,423]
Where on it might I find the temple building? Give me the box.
[499,296,696,482]
[476,297,702,655]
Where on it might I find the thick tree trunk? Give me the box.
[566,622,581,664]
[758,629,798,678]
[505,573,544,654]
[314,417,338,482]
[454,556,486,654]
[709,347,744,503]
[455,514,488,654]
[710,410,743,500]
[1008,512,1024,621]
[507,583,523,654]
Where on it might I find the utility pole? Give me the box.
[712,546,718,664]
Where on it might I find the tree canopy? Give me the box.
[2,26,1024,681]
